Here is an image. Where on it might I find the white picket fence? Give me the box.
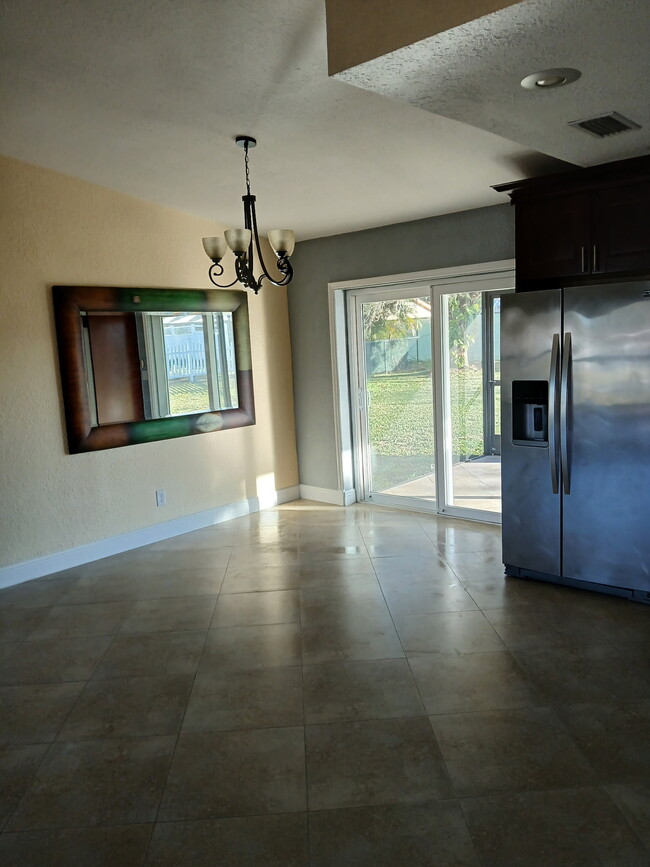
[166,342,206,381]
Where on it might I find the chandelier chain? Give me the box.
[244,142,251,196]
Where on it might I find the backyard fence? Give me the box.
[165,342,207,381]
[365,334,431,376]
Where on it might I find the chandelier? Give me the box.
[202,136,295,295]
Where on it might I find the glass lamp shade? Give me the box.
[268,229,296,258]
[202,236,227,262]
[224,228,252,255]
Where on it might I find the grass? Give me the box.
[167,376,238,416]
[366,369,491,489]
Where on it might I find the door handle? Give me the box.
[548,333,560,494]
[581,246,587,273]
[560,332,572,495]
[592,244,599,273]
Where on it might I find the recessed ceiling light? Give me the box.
[520,68,581,90]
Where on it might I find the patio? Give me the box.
[383,457,501,514]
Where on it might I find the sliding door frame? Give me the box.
[432,277,514,524]
[327,260,514,519]
[347,284,436,511]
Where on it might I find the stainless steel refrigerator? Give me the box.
[501,281,650,603]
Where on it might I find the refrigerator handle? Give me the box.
[560,332,572,495]
[548,333,560,494]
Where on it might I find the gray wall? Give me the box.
[287,203,515,491]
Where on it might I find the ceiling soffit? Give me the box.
[326,0,524,75]
[334,0,650,167]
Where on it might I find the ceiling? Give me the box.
[1,0,646,241]
[337,0,650,170]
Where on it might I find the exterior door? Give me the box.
[349,288,436,509]
[562,282,650,591]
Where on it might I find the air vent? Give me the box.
[568,112,641,139]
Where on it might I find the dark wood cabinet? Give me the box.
[515,192,591,283]
[495,156,650,291]
[593,180,650,276]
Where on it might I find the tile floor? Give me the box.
[1,500,649,865]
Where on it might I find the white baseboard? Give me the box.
[299,484,356,507]
[0,485,300,591]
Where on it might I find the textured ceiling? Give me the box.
[336,0,650,168]
[0,0,575,240]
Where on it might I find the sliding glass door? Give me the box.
[349,289,436,509]
[349,276,512,521]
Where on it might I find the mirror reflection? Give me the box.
[81,310,239,426]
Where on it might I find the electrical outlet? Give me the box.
[155,489,167,507]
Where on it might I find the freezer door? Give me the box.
[562,282,650,591]
[502,290,562,576]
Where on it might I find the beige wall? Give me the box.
[326,0,523,75]
[0,155,298,568]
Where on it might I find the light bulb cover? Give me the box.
[225,228,252,255]
[268,229,296,258]
[520,68,581,90]
[202,236,227,262]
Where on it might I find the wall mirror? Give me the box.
[53,286,255,453]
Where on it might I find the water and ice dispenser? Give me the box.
[512,381,548,446]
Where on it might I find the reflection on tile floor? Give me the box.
[1,500,649,865]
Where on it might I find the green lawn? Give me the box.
[367,369,489,489]
[167,376,238,416]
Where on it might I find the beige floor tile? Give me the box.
[0,606,52,641]
[211,589,299,628]
[58,675,194,740]
[120,596,217,634]
[410,651,541,715]
[158,728,306,821]
[0,744,50,827]
[606,783,650,851]
[303,659,424,724]
[198,623,301,673]
[93,631,205,680]
[220,564,301,594]
[305,717,451,810]
[394,610,504,655]
[146,815,308,867]
[555,701,650,784]
[461,787,649,866]
[301,612,404,665]
[7,736,175,830]
[27,602,133,640]
[431,707,595,797]
[0,637,112,685]
[0,825,153,866]
[0,682,85,745]
[183,667,303,732]
[309,801,480,867]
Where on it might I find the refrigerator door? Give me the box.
[502,290,562,576]
[562,282,650,591]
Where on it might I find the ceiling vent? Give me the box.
[568,112,641,138]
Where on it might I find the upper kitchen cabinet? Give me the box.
[592,180,650,276]
[494,155,650,291]
[515,191,591,283]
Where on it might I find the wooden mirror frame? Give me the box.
[53,285,255,453]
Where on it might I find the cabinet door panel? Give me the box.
[515,193,591,284]
[593,181,650,275]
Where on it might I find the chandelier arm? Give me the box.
[248,196,292,287]
[207,261,240,289]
